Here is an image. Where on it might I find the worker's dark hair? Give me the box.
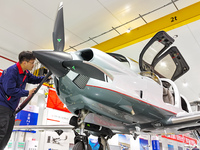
[18,51,35,63]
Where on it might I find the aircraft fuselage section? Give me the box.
[53,48,184,127]
[55,72,177,125]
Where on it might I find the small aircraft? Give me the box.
[15,2,200,150]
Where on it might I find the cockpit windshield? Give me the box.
[143,41,165,65]
[154,54,176,79]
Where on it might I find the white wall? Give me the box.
[0,48,17,69]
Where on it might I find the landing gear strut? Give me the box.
[98,135,111,150]
[72,109,91,150]
[70,109,114,150]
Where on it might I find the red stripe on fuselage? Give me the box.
[86,84,177,115]
[47,118,60,122]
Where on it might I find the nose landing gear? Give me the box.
[70,110,114,150]
[73,129,92,150]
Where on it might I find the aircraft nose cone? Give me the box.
[33,50,72,77]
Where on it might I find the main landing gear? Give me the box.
[69,109,114,150]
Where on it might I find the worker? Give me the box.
[0,51,45,149]
[192,145,200,150]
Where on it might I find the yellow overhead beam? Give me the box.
[92,1,200,53]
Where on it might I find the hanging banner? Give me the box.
[47,89,71,113]
[152,136,160,150]
[162,134,197,146]
[46,108,73,125]
[139,138,149,150]
[15,105,39,125]
[118,134,130,150]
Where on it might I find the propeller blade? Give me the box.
[15,71,52,114]
[15,2,66,114]
[53,2,65,51]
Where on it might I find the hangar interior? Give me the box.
[1,0,200,149]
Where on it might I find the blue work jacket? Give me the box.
[0,62,44,111]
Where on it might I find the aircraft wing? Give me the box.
[169,111,200,131]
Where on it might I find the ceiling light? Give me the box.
[183,82,188,87]
[183,79,188,87]
[173,35,178,39]
[126,28,131,33]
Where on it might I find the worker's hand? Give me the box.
[29,88,36,95]
[47,76,52,82]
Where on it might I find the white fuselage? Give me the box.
[68,48,186,117]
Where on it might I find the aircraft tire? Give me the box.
[73,141,92,150]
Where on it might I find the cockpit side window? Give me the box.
[181,97,189,112]
[163,87,175,105]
